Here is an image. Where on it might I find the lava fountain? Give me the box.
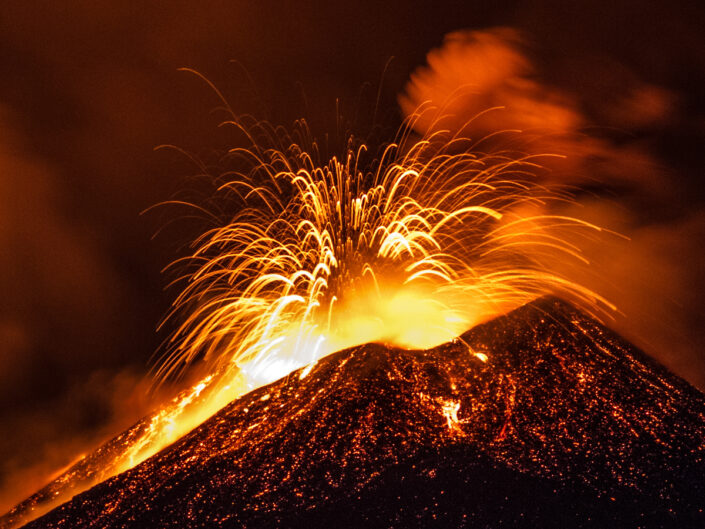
[118,106,614,476]
[3,104,617,526]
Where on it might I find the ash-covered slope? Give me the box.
[19,297,705,528]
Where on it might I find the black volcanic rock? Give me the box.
[16,297,705,527]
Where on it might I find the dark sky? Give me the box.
[1,0,704,511]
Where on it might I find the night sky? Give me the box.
[1,0,704,511]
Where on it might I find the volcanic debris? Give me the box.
[7,297,705,528]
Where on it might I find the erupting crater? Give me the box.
[5,297,705,528]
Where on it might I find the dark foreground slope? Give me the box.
[20,298,705,528]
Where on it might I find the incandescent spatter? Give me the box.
[8,297,705,528]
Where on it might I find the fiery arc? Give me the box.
[134,114,612,473]
[161,117,610,384]
[13,112,615,521]
[113,114,611,473]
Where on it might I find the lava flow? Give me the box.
[1,111,617,527]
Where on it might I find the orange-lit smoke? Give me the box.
[0,109,153,514]
[399,28,674,192]
[399,27,705,390]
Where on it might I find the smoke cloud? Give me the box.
[399,28,705,389]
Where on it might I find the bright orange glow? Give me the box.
[156,117,612,382]
[112,113,612,474]
[123,113,613,476]
[14,111,615,521]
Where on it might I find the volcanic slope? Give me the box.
[19,297,705,528]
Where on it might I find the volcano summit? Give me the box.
[6,297,705,528]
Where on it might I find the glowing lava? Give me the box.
[12,298,705,528]
[158,116,612,388]
[2,112,616,527]
[128,114,612,479]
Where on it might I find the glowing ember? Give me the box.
[136,114,613,481]
[2,112,616,526]
[440,398,463,434]
[158,119,612,391]
[98,112,611,488]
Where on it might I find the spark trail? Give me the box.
[132,110,613,473]
[160,114,612,389]
[125,110,615,479]
[2,110,615,527]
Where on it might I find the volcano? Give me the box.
[6,297,705,528]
